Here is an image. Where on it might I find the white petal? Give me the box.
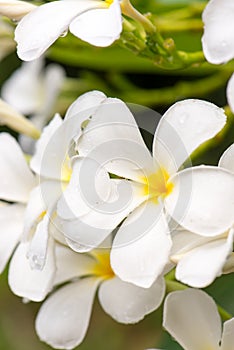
[202,0,234,64]
[2,59,43,115]
[77,97,153,182]
[23,181,61,240]
[0,0,36,21]
[163,289,221,350]
[99,276,165,324]
[57,156,112,219]
[111,202,171,288]
[0,203,24,273]
[60,179,146,252]
[0,133,35,202]
[35,277,100,350]
[27,212,50,270]
[227,74,234,113]
[8,239,55,302]
[65,90,106,121]
[175,229,234,288]
[30,113,63,178]
[165,166,234,236]
[221,318,234,350]
[54,244,97,285]
[153,100,226,174]
[170,227,209,257]
[15,0,106,61]
[70,0,122,47]
[219,143,234,173]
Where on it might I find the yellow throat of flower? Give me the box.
[140,167,174,204]
[105,0,114,5]
[91,250,115,280]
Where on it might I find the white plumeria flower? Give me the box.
[2,57,65,153]
[35,242,166,349]
[0,132,64,301]
[53,91,234,289]
[8,0,122,61]
[161,289,234,350]
[202,0,234,64]
[169,143,234,288]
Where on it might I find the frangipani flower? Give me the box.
[55,91,234,289]
[10,0,122,61]
[35,243,166,349]
[2,57,65,152]
[0,133,63,301]
[169,143,234,288]
[162,289,234,350]
[202,0,234,64]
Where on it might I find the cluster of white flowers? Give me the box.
[0,0,233,350]
[0,88,234,349]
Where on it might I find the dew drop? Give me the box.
[60,30,68,38]
[221,40,227,47]
[11,18,19,24]
[179,113,188,125]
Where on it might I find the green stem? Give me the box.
[121,71,230,106]
[121,0,156,33]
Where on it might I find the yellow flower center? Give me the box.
[105,0,114,5]
[61,155,72,184]
[140,167,174,204]
[91,250,115,280]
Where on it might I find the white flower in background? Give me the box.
[35,243,166,349]
[202,0,234,64]
[8,0,122,61]
[162,289,234,350]
[0,0,36,21]
[1,57,65,152]
[169,143,234,288]
[53,91,234,289]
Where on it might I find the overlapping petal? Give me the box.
[219,143,234,173]
[77,97,153,181]
[163,289,221,350]
[35,277,100,350]
[202,0,234,64]
[15,0,107,61]
[60,179,146,252]
[70,0,122,47]
[221,318,234,350]
[8,239,55,302]
[165,166,234,236]
[99,276,165,323]
[111,201,171,288]
[174,229,234,288]
[0,203,24,273]
[0,133,35,202]
[153,100,226,175]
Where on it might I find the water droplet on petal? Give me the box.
[179,113,188,125]
[60,30,68,38]
[221,40,227,48]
